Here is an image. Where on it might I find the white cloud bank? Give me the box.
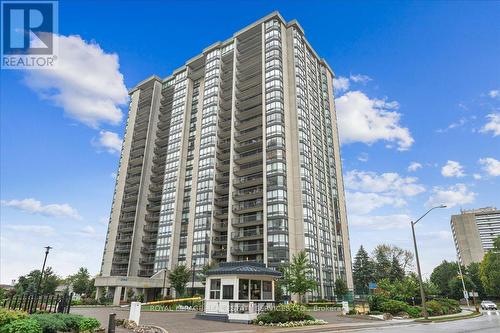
[336,91,414,150]
[94,130,122,154]
[480,113,500,137]
[441,160,465,178]
[349,214,411,230]
[1,198,82,220]
[426,184,476,208]
[24,34,129,128]
[479,157,500,176]
[408,162,422,172]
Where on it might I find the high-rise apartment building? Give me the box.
[451,207,500,266]
[95,12,353,304]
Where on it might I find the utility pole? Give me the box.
[456,258,470,307]
[410,205,447,320]
[35,246,52,296]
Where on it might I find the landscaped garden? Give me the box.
[253,304,327,327]
[0,308,101,333]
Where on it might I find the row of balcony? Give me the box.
[212,244,264,257]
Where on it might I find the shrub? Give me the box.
[406,306,422,318]
[435,298,461,314]
[254,304,313,324]
[0,309,28,327]
[78,317,100,332]
[0,318,42,333]
[368,294,389,312]
[426,300,443,316]
[50,314,82,331]
[30,314,67,333]
[379,300,409,315]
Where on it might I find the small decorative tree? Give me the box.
[334,279,348,301]
[286,251,317,303]
[168,264,191,298]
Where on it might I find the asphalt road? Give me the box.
[352,310,500,333]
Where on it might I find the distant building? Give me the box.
[451,207,500,266]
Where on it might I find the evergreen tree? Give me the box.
[286,251,317,302]
[373,247,392,282]
[352,245,374,294]
[334,278,348,300]
[389,255,405,282]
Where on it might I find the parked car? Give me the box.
[480,300,497,310]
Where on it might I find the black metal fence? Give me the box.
[1,293,73,314]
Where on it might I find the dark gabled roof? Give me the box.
[206,261,282,277]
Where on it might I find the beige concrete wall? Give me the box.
[452,213,485,266]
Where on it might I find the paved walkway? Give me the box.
[71,307,409,333]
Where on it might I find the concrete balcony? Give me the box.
[110,268,128,276]
[115,245,131,254]
[129,155,144,166]
[214,208,228,219]
[142,235,157,243]
[231,228,263,241]
[116,236,132,243]
[140,246,156,254]
[125,175,141,186]
[143,223,158,232]
[232,199,263,214]
[123,192,138,203]
[214,196,229,207]
[216,160,230,172]
[231,243,264,256]
[231,213,264,227]
[235,116,261,132]
[212,235,228,245]
[215,172,230,183]
[147,192,162,202]
[212,222,228,231]
[117,223,134,233]
[146,202,161,212]
[233,187,263,201]
[121,203,137,213]
[235,127,262,142]
[235,138,262,154]
[127,165,143,175]
[139,257,155,265]
[234,162,262,177]
[234,149,263,165]
[112,257,129,265]
[212,249,227,259]
[218,138,231,149]
[233,174,263,189]
[214,184,229,195]
[137,269,154,277]
[145,213,160,222]
[119,213,135,223]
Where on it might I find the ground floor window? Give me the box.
[250,280,261,300]
[222,285,234,299]
[263,281,272,299]
[210,279,221,299]
[239,279,249,300]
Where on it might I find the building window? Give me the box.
[209,279,221,299]
[263,281,272,300]
[250,280,261,300]
[238,279,249,300]
[222,285,234,300]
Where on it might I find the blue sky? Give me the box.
[1,0,499,284]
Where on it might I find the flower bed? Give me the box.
[252,304,327,327]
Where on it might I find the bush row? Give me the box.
[0,309,101,333]
[253,304,314,324]
[369,294,461,318]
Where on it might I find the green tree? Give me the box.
[480,236,500,297]
[15,268,60,295]
[430,260,459,297]
[285,250,317,302]
[448,275,475,300]
[466,262,485,299]
[70,267,91,295]
[200,261,218,285]
[334,279,348,300]
[373,244,414,274]
[389,255,405,282]
[352,245,374,294]
[373,247,392,282]
[168,264,191,297]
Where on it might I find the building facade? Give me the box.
[95,12,353,303]
[451,207,500,266]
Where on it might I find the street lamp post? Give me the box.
[35,246,52,296]
[410,205,446,320]
[162,268,168,298]
[191,259,196,297]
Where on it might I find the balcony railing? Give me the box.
[232,199,263,213]
[231,213,263,226]
[231,228,263,240]
[231,243,264,255]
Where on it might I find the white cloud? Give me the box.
[333,76,350,93]
[345,170,426,196]
[420,230,453,241]
[4,225,55,237]
[479,157,500,176]
[408,162,422,172]
[441,160,465,178]
[336,91,414,150]
[426,184,476,208]
[23,34,128,128]
[94,130,122,154]
[346,192,406,215]
[350,74,372,84]
[473,173,482,180]
[349,214,411,230]
[480,113,500,137]
[436,117,468,133]
[357,152,369,162]
[488,90,499,98]
[1,198,82,220]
